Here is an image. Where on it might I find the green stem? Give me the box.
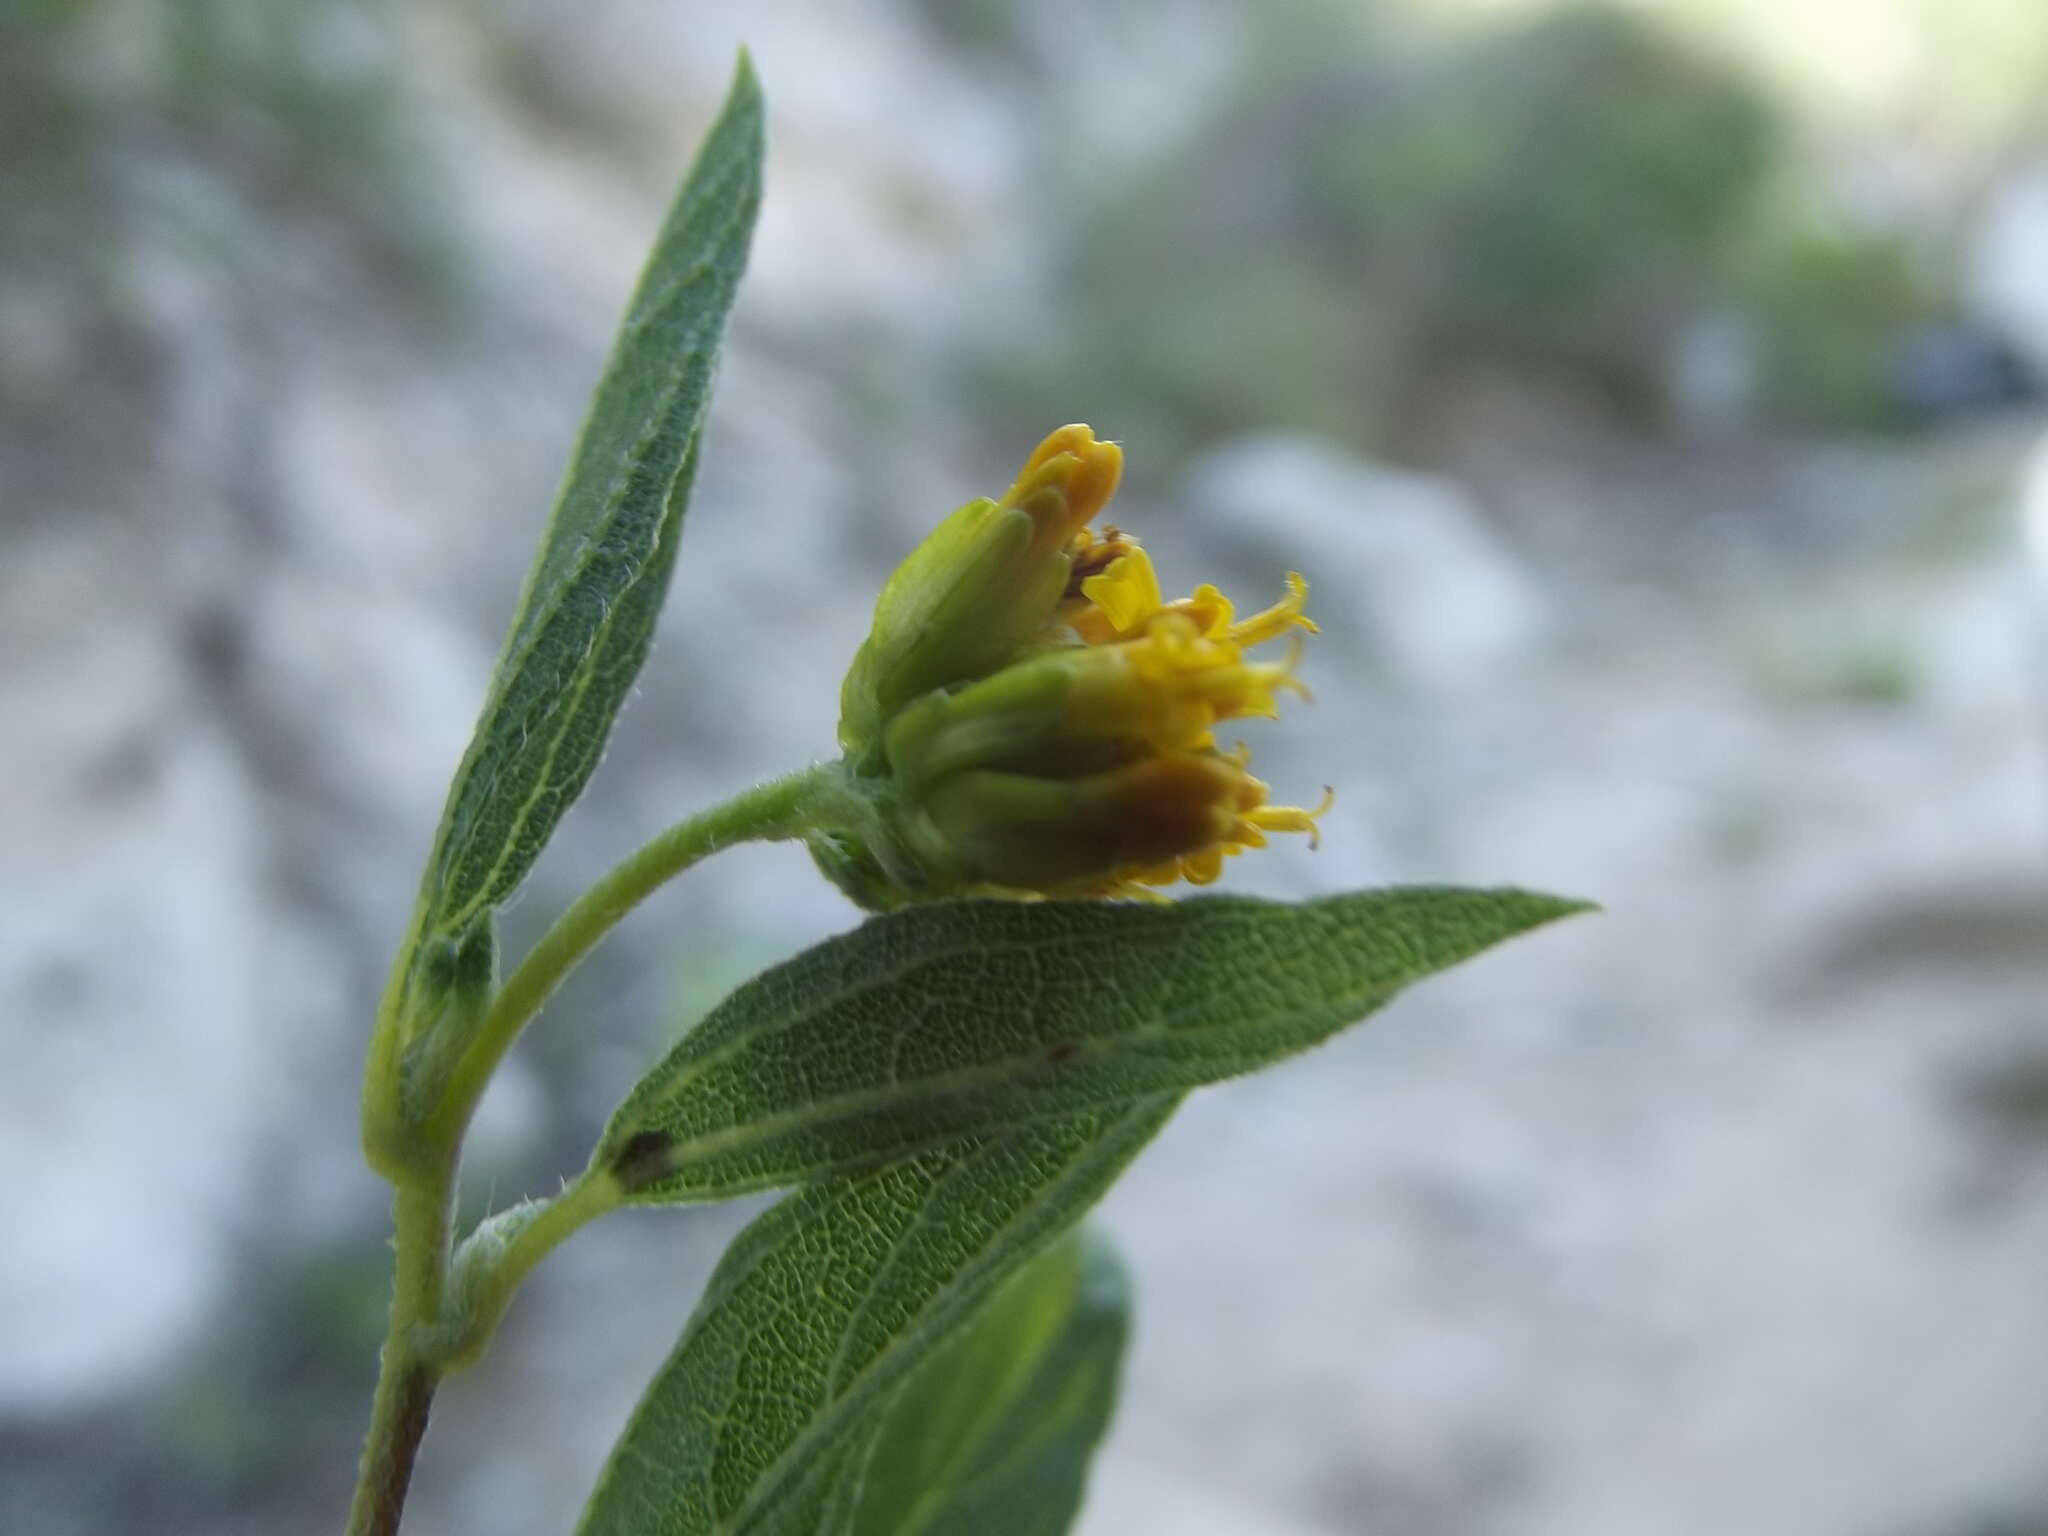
[435,1170,622,1371]
[346,765,830,1534]
[347,1178,453,1536]
[424,764,829,1152]
[484,1170,619,1298]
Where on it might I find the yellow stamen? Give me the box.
[1175,583,1235,637]
[1108,615,1300,751]
[1078,551,1164,635]
[1056,537,1317,656]
[1245,785,1336,851]
[1218,572,1318,645]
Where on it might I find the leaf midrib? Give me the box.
[624,903,1364,1122]
[643,990,1398,1195]
[710,1098,1172,1535]
[425,125,757,936]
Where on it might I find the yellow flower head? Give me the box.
[820,425,1328,905]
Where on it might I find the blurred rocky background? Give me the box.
[3,0,2046,1532]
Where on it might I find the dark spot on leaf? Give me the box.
[1045,1040,1082,1066]
[611,1129,673,1191]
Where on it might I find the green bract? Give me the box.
[836,424,1124,758]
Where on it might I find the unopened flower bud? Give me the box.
[837,425,1122,758]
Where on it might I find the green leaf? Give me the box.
[834,1227,1130,1536]
[385,55,764,1055]
[576,1097,1176,1536]
[598,887,1587,1202]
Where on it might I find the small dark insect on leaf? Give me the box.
[1045,1040,1083,1066]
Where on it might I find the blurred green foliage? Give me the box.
[0,1238,394,1536]
[1745,626,1921,711]
[988,2,1958,454]
[991,6,1779,454]
[1321,8,1774,376]
[1735,224,1937,431]
[2,0,453,303]
[909,0,1034,60]
[154,1240,389,1494]
[161,0,447,278]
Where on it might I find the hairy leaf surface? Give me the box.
[575,1098,1175,1536]
[600,888,1585,1200]
[386,57,763,1047]
[832,1228,1129,1536]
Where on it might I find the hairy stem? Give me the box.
[426,764,829,1151]
[425,1169,623,1370]
[347,1178,452,1536]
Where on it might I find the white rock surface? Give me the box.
[1970,159,2048,387]
[1183,435,1552,691]
[0,535,263,1410]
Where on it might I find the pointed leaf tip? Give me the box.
[376,46,767,1097]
